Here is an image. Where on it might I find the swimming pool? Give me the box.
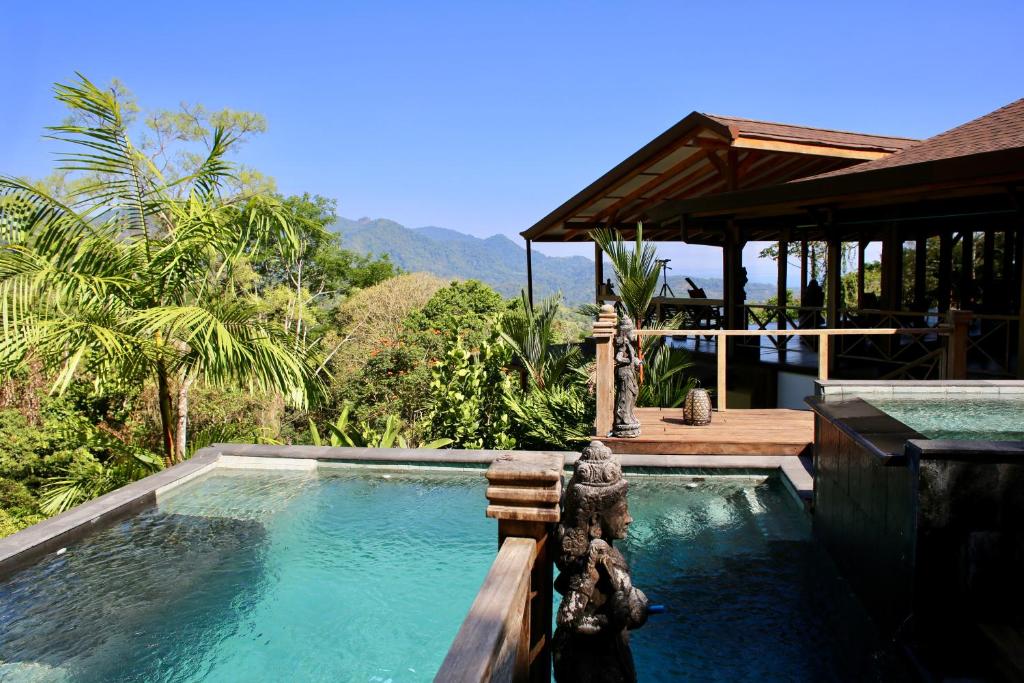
[865,397,1024,441]
[0,466,888,681]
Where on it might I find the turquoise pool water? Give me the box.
[0,468,889,681]
[867,397,1024,441]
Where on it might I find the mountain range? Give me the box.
[331,217,775,306]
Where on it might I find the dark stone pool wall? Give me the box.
[809,389,1024,676]
[809,401,917,635]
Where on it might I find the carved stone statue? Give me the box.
[612,317,641,438]
[553,440,649,683]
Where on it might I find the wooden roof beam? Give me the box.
[732,136,891,160]
[591,148,710,223]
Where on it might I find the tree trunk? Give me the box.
[156,361,176,465]
[175,371,194,462]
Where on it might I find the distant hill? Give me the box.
[331,217,774,305]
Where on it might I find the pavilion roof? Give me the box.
[522,111,916,242]
[798,97,1024,181]
[639,97,1024,243]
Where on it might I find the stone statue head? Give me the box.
[557,441,633,565]
[614,317,636,350]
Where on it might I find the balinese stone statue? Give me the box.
[553,440,649,683]
[612,317,641,438]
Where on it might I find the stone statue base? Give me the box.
[553,629,637,683]
[612,421,640,438]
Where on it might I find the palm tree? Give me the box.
[590,222,696,406]
[591,222,661,328]
[0,74,321,464]
[497,291,579,388]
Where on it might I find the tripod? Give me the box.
[656,259,675,297]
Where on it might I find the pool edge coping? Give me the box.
[0,445,813,576]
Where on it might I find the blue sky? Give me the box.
[3,1,1022,282]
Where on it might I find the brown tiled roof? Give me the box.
[704,114,917,153]
[800,97,1024,180]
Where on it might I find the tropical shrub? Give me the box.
[423,336,516,450]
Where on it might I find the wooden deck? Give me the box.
[603,407,814,456]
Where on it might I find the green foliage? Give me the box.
[0,394,163,534]
[591,223,661,326]
[424,336,516,450]
[498,292,580,388]
[406,279,508,347]
[0,74,323,463]
[503,372,593,450]
[309,403,452,449]
[637,336,696,408]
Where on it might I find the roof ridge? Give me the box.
[701,113,919,142]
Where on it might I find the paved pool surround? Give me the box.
[0,444,813,578]
[807,380,1024,675]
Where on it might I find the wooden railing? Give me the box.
[436,537,537,682]
[591,304,968,427]
[436,452,563,683]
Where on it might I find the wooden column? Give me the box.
[961,230,974,308]
[593,241,604,305]
[1016,217,1024,378]
[776,238,789,333]
[914,237,928,311]
[826,237,841,328]
[880,228,902,310]
[484,452,564,683]
[982,229,996,303]
[944,309,973,379]
[800,239,809,304]
[857,240,867,308]
[723,223,744,331]
[938,230,953,314]
[592,305,616,437]
[526,239,534,308]
[1002,228,1015,288]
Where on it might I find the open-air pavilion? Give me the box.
[523,100,1024,408]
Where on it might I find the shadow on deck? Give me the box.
[603,407,814,456]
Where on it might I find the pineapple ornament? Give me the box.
[682,386,712,426]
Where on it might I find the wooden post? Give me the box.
[526,239,534,308]
[826,237,841,328]
[777,239,788,332]
[800,239,809,304]
[961,230,974,308]
[1002,228,1015,287]
[484,452,565,683]
[592,305,616,436]
[723,223,744,331]
[716,335,727,411]
[945,309,972,379]
[818,333,830,381]
[1016,219,1024,378]
[982,229,995,303]
[857,239,867,308]
[594,241,604,305]
[914,237,928,311]
[881,229,903,310]
[938,230,953,314]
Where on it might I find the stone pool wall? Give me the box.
[809,380,1024,676]
[810,402,917,635]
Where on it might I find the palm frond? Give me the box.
[591,222,660,326]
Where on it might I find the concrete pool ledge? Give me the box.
[0,444,814,577]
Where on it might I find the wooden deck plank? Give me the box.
[604,408,813,456]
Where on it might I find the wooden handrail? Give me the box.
[634,327,950,338]
[435,537,537,682]
[624,326,957,412]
